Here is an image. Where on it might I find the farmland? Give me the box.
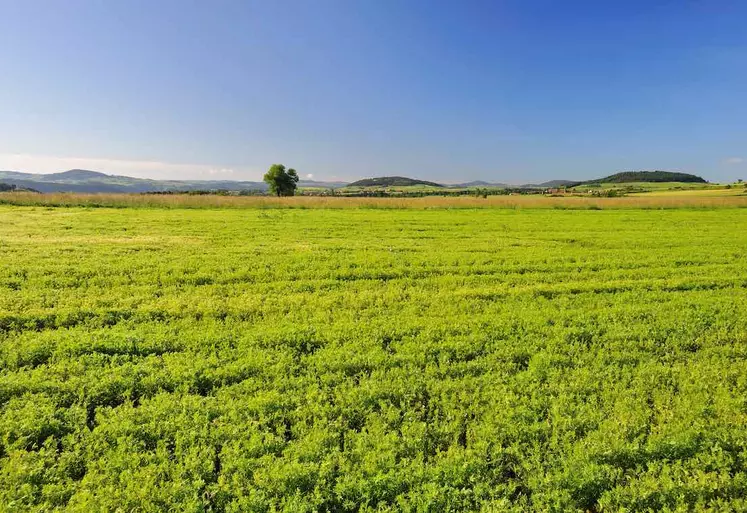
[1,204,747,511]
[1,186,747,210]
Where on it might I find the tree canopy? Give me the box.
[263,164,299,196]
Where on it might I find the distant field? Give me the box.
[334,184,447,195]
[631,187,747,197]
[571,181,737,192]
[1,205,746,511]
[1,188,746,209]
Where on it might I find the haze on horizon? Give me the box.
[1,0,745,184]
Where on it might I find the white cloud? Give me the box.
[305,173,314,179]
[0,153,262,181]
[724,157,744,165]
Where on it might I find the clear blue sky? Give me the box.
[1,0,745,183]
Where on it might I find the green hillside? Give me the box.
[586,171,706,184]
[347,176,443,187]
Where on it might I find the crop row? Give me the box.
[0,207,746,511]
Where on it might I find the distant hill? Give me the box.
[0,169,347,193]
[585,171,706,184]
[525,171,708,189]
[347,176,443,187]
[0,168,710,194]
[452,180,509,188]
[453,174,705,189]
[43,169,113,181]
[534,179,578,188]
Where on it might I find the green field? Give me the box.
[569,182,738,193]
[1,206,747,512]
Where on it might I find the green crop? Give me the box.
[1,206,746,512]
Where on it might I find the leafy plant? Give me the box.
[0,206,745,511]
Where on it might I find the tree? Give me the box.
[263,164,299,197]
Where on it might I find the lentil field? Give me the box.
[1,206,747,512]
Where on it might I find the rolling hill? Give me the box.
[527,171,708,189]
[582,171,707,185]
[534,179,578,188]
[347,176,443,187]
[0,169,711,194]
[452,180,509,188]
[0,170,347,193]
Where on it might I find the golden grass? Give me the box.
[1,191,746,209]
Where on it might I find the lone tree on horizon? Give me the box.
[263,164,299,197]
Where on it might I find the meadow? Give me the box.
[1,204,747,511]
[1,188,747,210]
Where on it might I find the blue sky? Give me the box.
[0,0,745,183]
